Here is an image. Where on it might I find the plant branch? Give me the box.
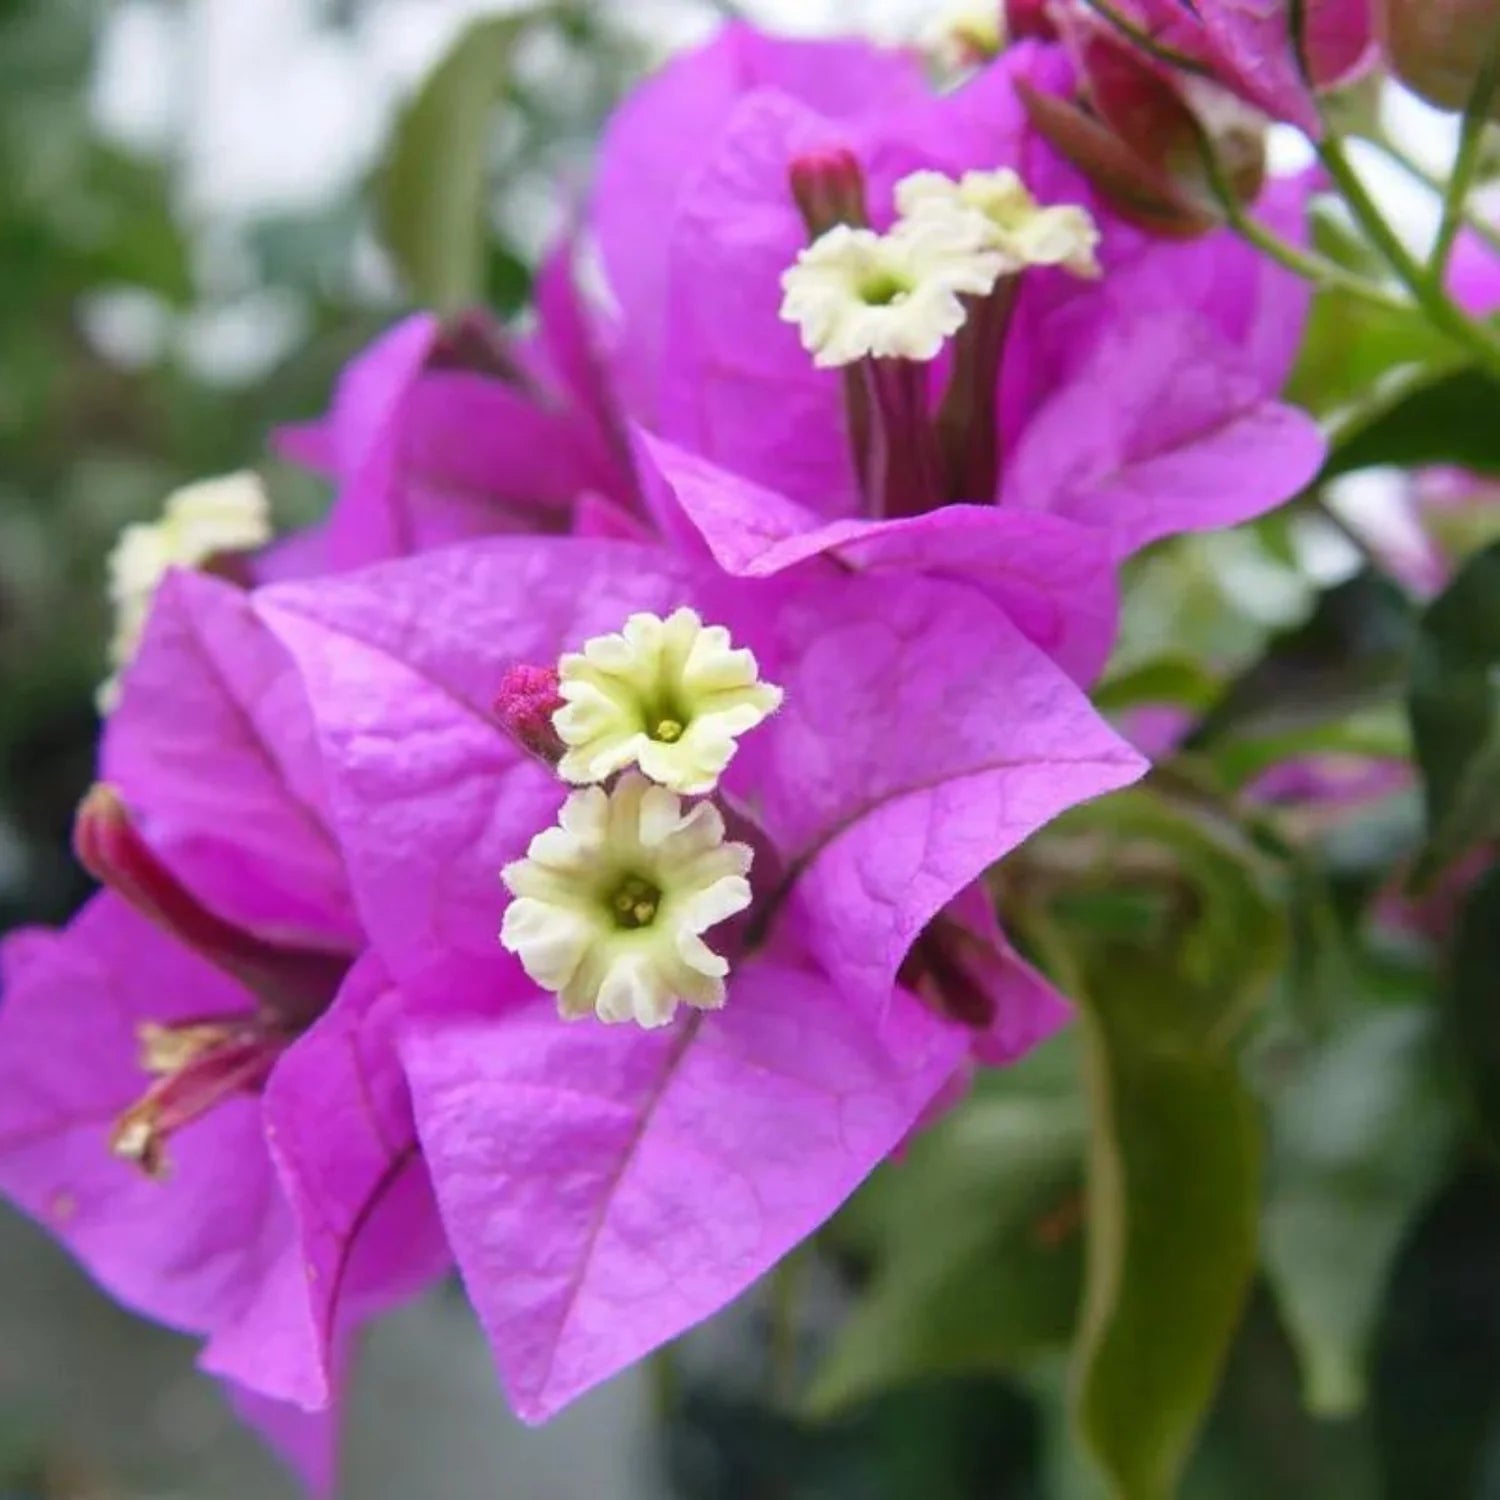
[1195,131,1411,312]
[1364,135,1500,261]
[1319,134,1500,378]
[1431,22,1500,283]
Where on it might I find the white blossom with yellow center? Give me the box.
[895,169,1102,280]
[554,608,782,796]
[98,472,272,712]
[501,772,754,1029]
[921,0,1005,71]
[779,219,1006,368]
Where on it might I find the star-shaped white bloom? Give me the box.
[99,472,272,712]
[501,772,754,1029]
[554,607,782,795]
[921,0,1005,70]
[895,168,1102,280]
[779,219,1007,368]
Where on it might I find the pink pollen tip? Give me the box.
[494,663,566,766]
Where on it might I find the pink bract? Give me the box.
[252,533,1145,1419]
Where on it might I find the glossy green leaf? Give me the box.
[376,12,531,311]
[1262,1009,1457,1417]
[809,1042,1085,1415]
[1408,541,1500,882]
[1444,863,1500,1146]
[1323,365,1500,480]
[1072,958,1262,1500]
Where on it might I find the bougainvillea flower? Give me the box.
[97,470,272,711]
[585,24,1324,663]
[251,533,1145,1419]
[0,570,448,1491]
[276,284,638,574]
[1071,0,1376,134]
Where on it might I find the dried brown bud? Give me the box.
[1019,24,1267,239]
[1379,0,1500,116]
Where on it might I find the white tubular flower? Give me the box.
[99,472,272,712]
[779,220,1006,368]
[895,168,1102,279]
[555,608,782,796]
[921,0,1005,70]
[501,772,754,1029]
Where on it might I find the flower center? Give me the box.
[651,716,685,743]
[610,872,663,930]
[858,270,912,307]
[112,1016,287,1179]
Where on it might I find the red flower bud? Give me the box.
[494,663,566,766]
[789,147,870,238]
[1019,21,1267,239]
[74,783,346,1024]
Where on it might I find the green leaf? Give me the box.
[376,12,531,311]
[1094,656,1220,716]
[1323,365,1500,480]
[1072,958,1262,1500]
[1190,573,1415,752]
[1055,788,1288,1023]
[1444,863,1500,1146]
[1408,540,1500,881]
[809,1041,1086,1414]
[1289,297,1453,421]
[1204,712,1410,793]
[1372,1168,1500,1500]
[1262,1009,1457,1417]
[1287,206,1454,420]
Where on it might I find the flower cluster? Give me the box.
[500,608,780,1028]
[0,9,1340,1494]
[781,167,1099,370]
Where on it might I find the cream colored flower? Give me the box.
[779,219,1006,368]
[921,0,1005,71]
[895,168,1102,279]
[555,608,782,795]
[501,772,754,1029]
[98,472,272,712]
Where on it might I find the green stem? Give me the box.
[1431,22,1500,283]
[1224,200,1411,313]
[650,1343,681,1425]
[1195,129,1410,313]
[768,1249,806,1409]
[1319,134,1500,378]
[1365,135,1500,261]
